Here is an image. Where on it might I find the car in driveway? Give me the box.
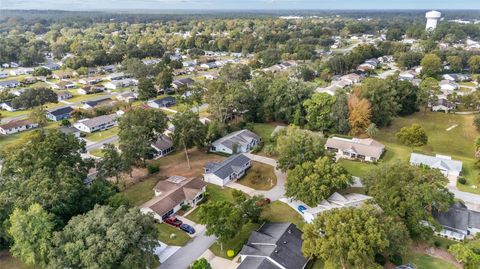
[180,224,196,234]
[164,216,183,227]
[297,205,307,214]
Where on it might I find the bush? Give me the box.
[458,177,467,185]
[147,164,160,174]
[434,240,441,247]
[374,253,386,265]
[389,254,403,266]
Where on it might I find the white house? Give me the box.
[203,154,251,187]
[439,80,459,91]
[410,153,462,177]
[210,129,261,154]
[104,78,137,89]
[140,176,207,222]
[430,98,455,112]
[0,80,20,89]
[73,114,117,133]
[325,137,385,162]
[0,102,16,112]
[0,119,38,135]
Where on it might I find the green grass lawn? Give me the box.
[405,253,457,269]
[84,127,119,142]
[237,161,277,190]
[0,121,60,150]
[252,123,278,142]
[185,184,235,223]
[66,92,108,103]
[209,222,261,259]
[260,201,305,229]
[156,223,191,246]
[460,81,477,87]
[118,176,162,206]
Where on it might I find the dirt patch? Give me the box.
[411,243,462,268]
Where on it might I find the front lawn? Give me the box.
[252,123,278,142]
[237,161,277,190]
[185,184,235,223]
[260,201,305,229]
[405,253,457,269]
[209,222,260,259]
[156,223,191,246]
[84,127,119,142]
[118,175,162,206]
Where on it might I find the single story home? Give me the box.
[433,202,480,240]
[52,70,74,80]
[42,63,61,70]
[442,73,471,82]
[325,137,385,162]
[0,72,9,79]
[73,114,117,133]
[0,119,38,135]
[46,106,74,121]
[82,97,113,109]
[172,78,195,89]
[140,176,207,222]
[410,153,462,177]
[57,91,73,102]
[52,81,76,90]
[106,72,125,81]
[104,78,137,90]
[399,71,416,81]
[430,98,455,112]
[78,77,102,85]
[203,153,251,187]
[238,222,309,269]
[0,80,21,89]
[300,192,373,223]
[58,126,81,138]
[210,129,261,154]
[77,85,105,95]
[439,80,459,91]
[116,92,138,103]
[148,96,176,108]
[151,135,175,158]
[0,102,17,112]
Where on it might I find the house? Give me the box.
[200,62,218,69]
[430,98,455,112]
[340,73,361,84]
[439,80,459,91]
[210,129,261,154]
[52,81,76,90]
[77,85,105,95]
[10,88,26,96]
[432,202,480,240]
[316,84,343,96]
[106,72,125,81]
[104,78,137,90]
[0,72,8,79]
[151,135,175,158]
[78,77,102,85]
[73,114,117,133]
[442,73,472,82]
[22,77,37,85]
[116,92,138,103]
[140,176,207,222]
[410,153,462,177]
[52,70,74,80]
[203,154,251,187]
[325,137,385,162]
[82,97,113,109]
[0,102,17,112]
[172,78,195,89]
[238,223,309,269]
[9,68,34,76]
[42,63,61,71]
[399,71,416,81]
[0,80,21,89]
[101,65,116,73]
[46,106,73,121]
[58,126,81,138]
[296,192,373,223]
[57,91,73,102]
[147,96,176,108]
[0,119,38,135]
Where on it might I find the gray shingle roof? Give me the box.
[326,137,384,158]
[212,129,260,151]
[410,153,462,174]
[237,257,279,269]
[48,106,73,117]
[76,114,116,129]
[205,154,251,179]
[433,202,480,233]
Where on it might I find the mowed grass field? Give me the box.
[338,112,480,193]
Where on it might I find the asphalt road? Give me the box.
[85,135,119,151]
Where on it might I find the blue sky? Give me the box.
[2,0,479,10]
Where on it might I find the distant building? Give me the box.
[147,96,176,108]
[0,102,17,112]
[46,106,73,121]
[325,137,385,162]
[238,223,309,269]
[430,98,455,112]
[82,97,114,109]
[57,91,73,102]
[172,78,195,89]
[0,119,38,135]
[433,202,480,240]
[73,114,117,133]
[210,129,261,155]
[0,80,21,89]
[151,135,175,158]
[203,154,251,187]
[58,126,81,138]
[410,153,462,177]
[426,10,442,30]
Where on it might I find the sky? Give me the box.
[1,0,479,11]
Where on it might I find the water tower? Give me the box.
[425,10,441,30]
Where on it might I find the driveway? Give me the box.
[85,135,119,151]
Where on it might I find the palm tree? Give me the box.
[365,123,378,138]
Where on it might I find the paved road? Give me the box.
[85,135,119,151]
[158,229,216,269]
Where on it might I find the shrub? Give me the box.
[458,177,467,185]
[389,254,403,266]
[374,253,386,265]
[434,240,441,247]
[147,164,159,174]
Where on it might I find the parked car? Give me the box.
[297,205,307,214]
[164,216,183,227]
[255,197,271,207]
[180,224,196,234]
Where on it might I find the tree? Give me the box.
[331,90,350,134]
[449,239,480,269]
[358,78,399,127]
[60,119,71,127]
[365,123,378,138]
[348,93,372,136]
[197,201,244,251]
[49,206,159,269]
[468,55,480,74]
[155,66,173,89]
[121,57,148,78]
[418,77,441,112]
[258,49,281,67]
[303,93,336,131]
[447,55,463,72]
[12,88,58,109]
[303,206,396,269]
[363,162,453,239]
[8,204,54,267]
[97,144,125,183]
[118,109,168,168]
[295,65,316,81]
[275,126,325,172]
[231,190,263,223]
[388,78,419,116]
[32,67,52,77]
[396,124,428,149]
[171,111,207,169]
[285,157,353,206]
[137,77,157,101]
[420,53,442,78]
[190,258,212,269]
[29,106,48,128]
[219,63,251,82]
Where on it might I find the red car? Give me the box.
[164,216,183,227]
[256,198,271,207]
